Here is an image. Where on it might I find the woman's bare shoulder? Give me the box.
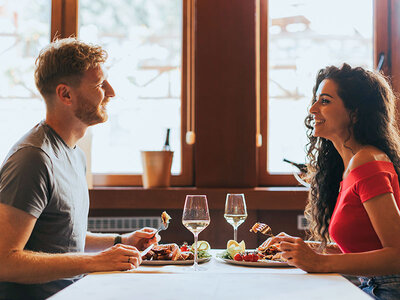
[348,146,391,171]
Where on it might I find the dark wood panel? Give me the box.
[195,0,257,187]
[374,0,390,75]
[89,187,308,210]
[391,0,400,97]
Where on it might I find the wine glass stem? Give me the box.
[193,232,199,271]
[234,227,238,242]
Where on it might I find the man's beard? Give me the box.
[74,97,109,126]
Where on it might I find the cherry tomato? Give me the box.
[180,245,189,252]
[251,253,258,262]
[243,253,252,262]
[233,253,243,261]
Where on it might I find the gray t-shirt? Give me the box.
[0,121,89,299]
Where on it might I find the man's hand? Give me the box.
[92,244,142,271]
[122,227,159,251]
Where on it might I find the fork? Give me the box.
[140,244,154,258]
[149,222,169,239]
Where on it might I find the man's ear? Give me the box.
[55,84,72,105]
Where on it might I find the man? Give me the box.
[0,38,157,299]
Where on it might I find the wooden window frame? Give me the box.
[51,0,194,187]
[257,0,394,186]
[50,0,398,189]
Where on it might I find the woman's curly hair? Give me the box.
[304,63,400,247]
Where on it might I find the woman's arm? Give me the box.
[324,192,400,275]
[275,192,400,276]
[304,241,342,254]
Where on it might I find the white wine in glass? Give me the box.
[182,195,210,271]
[224,193,247,241]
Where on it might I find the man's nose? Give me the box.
[104,81,115,98]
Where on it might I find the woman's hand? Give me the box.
[92,244,142,272]
[123,227,160,250]
[260,232,290,248]
[271,235,328,272]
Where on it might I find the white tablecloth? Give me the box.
[49,250,370,300]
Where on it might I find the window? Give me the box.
[0,0,192,187]
[1,1,396,189]
[77,0,192,186]
[79,0,182,174]
[258,0,388,186]
[0,1,50,162]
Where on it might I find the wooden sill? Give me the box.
[89,187,309,210]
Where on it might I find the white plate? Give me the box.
[217,257,291,267]
[141,257,211,265]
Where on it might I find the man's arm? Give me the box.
[85,232,118,252]
[0,204,141,284]
[85,228,159,252]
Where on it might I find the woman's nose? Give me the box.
[309,100,319,114]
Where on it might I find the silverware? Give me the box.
[140,244,154,258]
[149,222,169,239]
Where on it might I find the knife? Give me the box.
[140,244,154,258]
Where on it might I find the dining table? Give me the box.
[49,250,371,300]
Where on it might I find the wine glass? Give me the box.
[224,193,247,241]
[182,195,210,271]
[283,158,310,188]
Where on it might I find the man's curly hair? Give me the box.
[34,38,107,98]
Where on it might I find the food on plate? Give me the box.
[180,251,195,260]
[143,241,211,261]
[216,224,288,264]
[161,211,171,227]
[194,240,210,252]
[233,253,243,261]
[191,240,211,259]
[218,240,246,260]
[180,243,190,252]
[250,223,286,262]
[250,222,273,236]
[234,252,258,262]
[143,243,180,260]
[257,241,285,261]
[226,240,246,258]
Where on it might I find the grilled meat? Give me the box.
[250,222,273,236]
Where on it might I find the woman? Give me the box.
[269,64,400,300]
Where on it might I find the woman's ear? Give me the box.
[350,110,358,124]
[55,84,72,105]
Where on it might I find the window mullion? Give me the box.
[51,0,78,40]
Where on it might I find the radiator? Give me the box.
[88,216,161,232]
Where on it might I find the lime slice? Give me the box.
[239,240,246,252]
[227,240,239,248]
[226,240,246,258]
[192,240,210,251]
[198,241,210,251]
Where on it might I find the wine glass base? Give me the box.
[188,264,207,271]
[181,262,207,272]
